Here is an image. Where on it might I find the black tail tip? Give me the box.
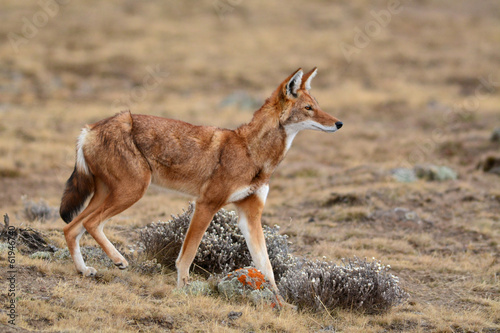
[60,206,75,224]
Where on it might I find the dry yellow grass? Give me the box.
[1,0,500,331]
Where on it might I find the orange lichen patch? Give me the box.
[237,274,247,285]
[229,267,268,290]
[222,267,285,310]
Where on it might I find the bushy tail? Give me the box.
[60,166,95,223]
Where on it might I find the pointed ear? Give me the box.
[282,68,303,99]
[301,67,318,91]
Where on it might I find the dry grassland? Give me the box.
[0,0,499,331]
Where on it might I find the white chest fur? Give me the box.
[227,186,254,203]
[227,184,269,204]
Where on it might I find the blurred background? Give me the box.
[1,0,499,187]
[0,0,499,330]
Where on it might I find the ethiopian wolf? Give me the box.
[60,67,343,295]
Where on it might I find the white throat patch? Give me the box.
[283,119,338,153]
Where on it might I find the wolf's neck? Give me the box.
[236,104,289,174]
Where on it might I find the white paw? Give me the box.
[177,276,190,288]
[82,267,97,277]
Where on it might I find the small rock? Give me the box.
[218,267,281,308]
[477,156,500,176]
[491,128,500,142]
[218,277,241,299]
[248,288,276,305]
[391,168,417,183]
[414,164,457,181]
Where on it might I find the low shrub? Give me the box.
[138,203,292,278]
[278,257,408,313]
[138,204,408,313]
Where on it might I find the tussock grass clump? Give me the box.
[139,203,293,277]
[278,257,409,314]
[139,205,407,313]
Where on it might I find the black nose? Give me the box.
[335,121,343,129]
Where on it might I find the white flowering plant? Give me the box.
[278,257,408,313]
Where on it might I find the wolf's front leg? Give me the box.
[176,201,220,287]
[234,185,278,290]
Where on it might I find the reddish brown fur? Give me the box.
[60,68,342,295]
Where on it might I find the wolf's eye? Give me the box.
[304,105,312,110]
